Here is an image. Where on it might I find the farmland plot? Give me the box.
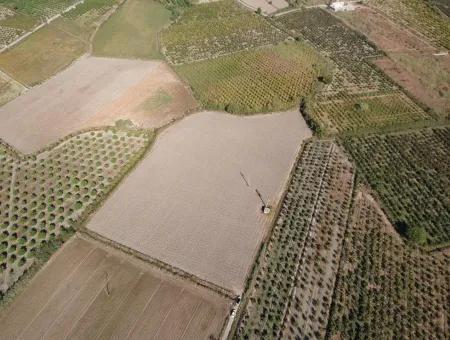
[1,0,79,20]
[342,128,450,247]
[0,127,152,294]
[0,56,196,153]
[0,236,231,339]
[0,71,25,106]
[328,190,449,339]
[86,110,311,293]
[176,42,329,114]
[160,0,287,64]
[238,0,289,15]
[234,141,355,339]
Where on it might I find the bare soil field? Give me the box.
[86,110,311,293]
[337,7,434,53]
[0,56,197,153]
[0,235,231,340]
[239,0,288,14]
[374,55,450,116]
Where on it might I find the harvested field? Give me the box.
[0,19,86,86]
[93,0,170,59]
[0,56,197,153]
[0,235,231,340]
[86,110,311,293]
[374,54,450,117]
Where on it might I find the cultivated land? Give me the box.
[342,128,450,248]
[0,56,196,153]
[86,110,311,293]
[93,0,170,59]
[328,189,449,339]
[160,0,288,64]
[0,236,231,340]
[238,0,289,15]
[337,6,450,117]
[0,0,122,86]
[0,126,152,293]
[0,71,24,106]
[176,41,329,114]
[235,140,355,339]
[276,8,438,135]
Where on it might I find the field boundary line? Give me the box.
[151,288,185,340]
[79,229,235,299]
[124,280,163,339]
[179,299,202,339]
[0,67,28,89]
[16,246,96,340]
[62,258,126,340]
[276,142,335,339]
[0,0,86,55]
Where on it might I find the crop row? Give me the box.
[0,127,152,294]
[160,0,287,64]
[327,189,449,339]
[234,140,354,339]
[176,41,328,114]
[341,127,450,247]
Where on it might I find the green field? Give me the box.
[93,0,170,59]
[0,126,153,295]
[161,0,287,64]
[342,128,450,247]
[176,42,329,114]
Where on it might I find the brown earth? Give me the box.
[374,54,450,116]
[86,110,312,293]
[0,236,230,340]
[337,6,434,53]
[0,56,197,153]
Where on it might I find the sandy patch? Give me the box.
[0,56,197,153]
[87,110,311,293]
[0,236,230,340]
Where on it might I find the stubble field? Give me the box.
[0,236,231,340]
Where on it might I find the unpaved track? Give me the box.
[0,56,196,153]
[0,236,230,340]
[87,110,311,293]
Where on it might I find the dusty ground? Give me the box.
[87,110,311,293]
[0,236,230,340]
[0,56,197,153]
[337,7,434,53]
[374,55,450,116]
[239,0,288,15]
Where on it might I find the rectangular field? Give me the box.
[0,236,231,339]
[0,56,197,153]
[86,110,312,293]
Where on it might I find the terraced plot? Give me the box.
[234,141,355,339]
[0,236,231,339]
[161,0,287,64]
[176,42,328,114]
[328,189,449,339]
[0,127,152,294]
[342,128,450,247]
[86,110,311,293]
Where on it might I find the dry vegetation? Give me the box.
[234,140,355,339]
[0,126,152,294]
[160,0,287,64]
[0,236,231,339]
[176,41,329,114]
[0,57,195,153]
[276,8,437,134]
[327,190,449,339]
